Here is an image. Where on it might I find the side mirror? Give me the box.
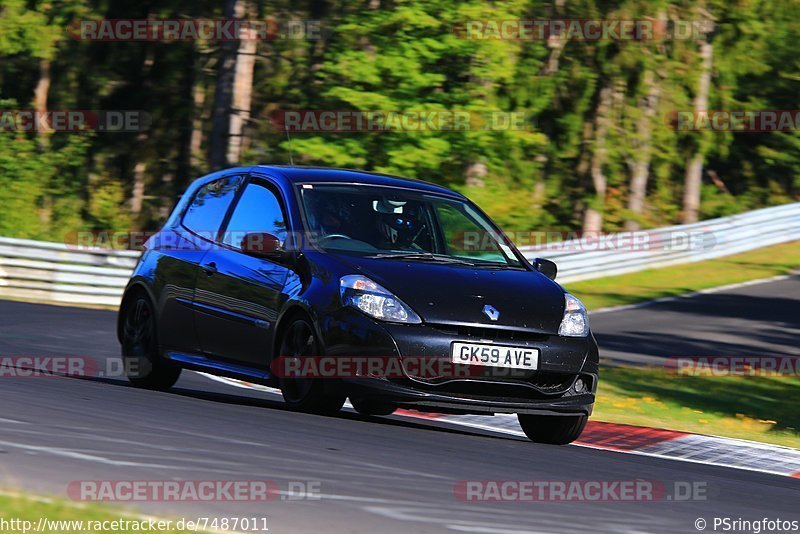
[241,232,289,262]
[533,258,557,280]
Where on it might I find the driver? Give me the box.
[309,195,352,238]
[374,199,424,249]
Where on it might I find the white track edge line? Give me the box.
[196,373,800,479]
[590,273,797,315]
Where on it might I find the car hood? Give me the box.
[340,257,566,334]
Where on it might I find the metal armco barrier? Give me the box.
[0,237,139,307]
[0,202,798,307]
[518,202,800,283]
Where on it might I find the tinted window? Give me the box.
[182,176,242,239]
[299,184,522,267]
[435,203,507,263]
[222,182,287,250]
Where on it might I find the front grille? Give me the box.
[528,372,576,392]
[396,371,577,399]
[430,324,549,343]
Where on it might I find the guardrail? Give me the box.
[518,202,800,283]
[0,236,138,307]
[0,202,798,307]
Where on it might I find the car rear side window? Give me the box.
[182,175,242,240]
[222,182,287,250]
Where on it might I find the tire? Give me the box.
[349,396,397,417]
[120,293,181,391]
[517,414,588,445]
[278,318,346,414]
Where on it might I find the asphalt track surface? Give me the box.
[0,276,799,533]
[590,275,800,366]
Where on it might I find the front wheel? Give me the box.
[349,396,397,417]
[278,318,346,414]
[517,414,588,445]
[120,294,181,391]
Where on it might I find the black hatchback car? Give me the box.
[118,166,598,444]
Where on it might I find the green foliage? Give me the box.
[1,0,799,240]
[0,132,47,238]
[0,127,92,240]
[87,179,132,235]
[0,0,61,58]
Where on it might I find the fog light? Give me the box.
[574,378,585,393]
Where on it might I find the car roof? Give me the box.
[249,165,464,198]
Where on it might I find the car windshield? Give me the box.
[298,183,525,268]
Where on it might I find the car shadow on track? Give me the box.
[167,385,532,442]
[57,370,531,443]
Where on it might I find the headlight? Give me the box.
[340,275,422,324]
[558,293,589,337]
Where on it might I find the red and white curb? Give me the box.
[413,413,800,478]
[200,373,800,479]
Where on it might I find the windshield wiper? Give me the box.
[366,252,477,266]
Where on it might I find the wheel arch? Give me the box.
[271,301,326,361]
[117,280,158,343]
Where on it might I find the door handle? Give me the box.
[202,261,218,275]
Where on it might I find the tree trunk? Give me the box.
[207,0,240,170]
[305,0,329,101]
[682,39,713,224]
[177,44,197,194]
[227,0,257,165]
[191,77,206,169]
[541,0,567,75]
[130,159,146,219]
[625,70,661,231]
[34,58,52,224]
[34,58,52,140]
[583,85,612,234]
[465,162,488,188]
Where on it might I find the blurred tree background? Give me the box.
[0,0,798,242]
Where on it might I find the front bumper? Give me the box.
[346,376,596,416]
[320,308,599,416]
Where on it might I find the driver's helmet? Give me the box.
[374,198,423,248]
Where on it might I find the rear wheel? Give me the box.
[349,396,397,417]
[120,294,181,391]
[278,318,346,414]
[517,414,588,445]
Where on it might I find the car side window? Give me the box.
[182,175,242,239]
[222,182,288,250]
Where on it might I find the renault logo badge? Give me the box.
[482,305,500,321]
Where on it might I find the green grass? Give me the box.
[595,366,800,448]
[563,240,800,447]
[0,492,196,533]
[565,240,800,310]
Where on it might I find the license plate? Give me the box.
[451,342,539,370]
